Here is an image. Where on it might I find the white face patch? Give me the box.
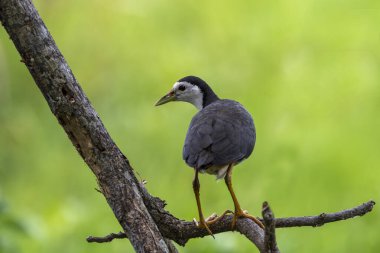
[172,81,204,110]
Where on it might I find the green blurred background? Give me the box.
[1,0,379,252]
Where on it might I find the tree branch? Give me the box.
[87,232,178,253]
[274,200,375,228]
[0,1,169,252]
[262,202,280,253]
[87,232,127,243]
[86,200,375,250]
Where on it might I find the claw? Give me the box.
[205,213,218,222]
[197,218,214,238]
[193,218,199,227]
[194,210,234,238]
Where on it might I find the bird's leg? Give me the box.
[192,169,214,237]
[224,164,264,229]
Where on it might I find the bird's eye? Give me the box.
[178,85,186,91]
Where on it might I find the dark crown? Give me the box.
[178,76,219,107]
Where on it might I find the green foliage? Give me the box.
[0,0,379,252]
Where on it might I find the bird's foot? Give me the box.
[231,209,264,230]
[193,210,233,238]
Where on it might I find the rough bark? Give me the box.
[273,200,375,228]
[262,202,280,253]
[0,1,169,252]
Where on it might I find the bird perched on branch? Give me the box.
[155,76,263,236]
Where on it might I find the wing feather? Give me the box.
[183,100,255,170]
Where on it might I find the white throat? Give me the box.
[191,92,203,110]
[173,82,204,110]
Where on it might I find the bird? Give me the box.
[155,76,264,236]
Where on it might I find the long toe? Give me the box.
[205,213,218,223]
[206,210,234,225]
[232,210,264,229]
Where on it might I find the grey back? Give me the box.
[183,99,255,170]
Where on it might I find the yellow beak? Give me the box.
[155,91,176,106]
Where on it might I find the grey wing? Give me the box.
[183,117,214,169]
[183,111,255,169]
[211,117,255,166]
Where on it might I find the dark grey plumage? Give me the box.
[183,99,256,173]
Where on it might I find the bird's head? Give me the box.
[155,76,219,110]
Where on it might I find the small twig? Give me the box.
[262,202,280,253]
[274,200,375,228]
[87,231,178,253]
[87,232,126,243]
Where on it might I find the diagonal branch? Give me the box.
[0,1,170,252]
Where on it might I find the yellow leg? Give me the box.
[193,169,214,237]
[224,164,264,229]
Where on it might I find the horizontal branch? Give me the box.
[87,200,375,252]
[274,200,375,228]
[140,188,266,250]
